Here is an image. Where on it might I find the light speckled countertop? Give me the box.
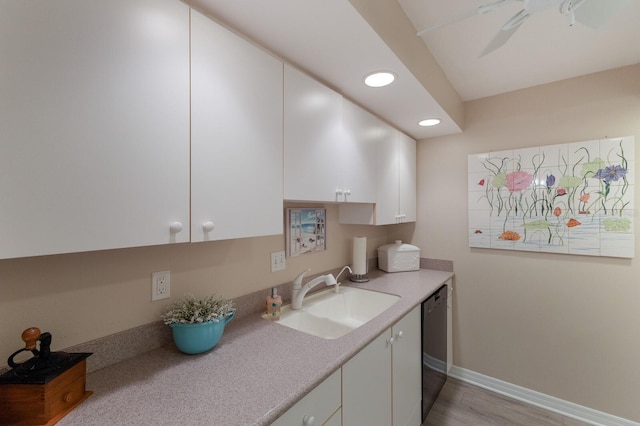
[58,269,453,426]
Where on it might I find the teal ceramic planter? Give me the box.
[170,311,235,355]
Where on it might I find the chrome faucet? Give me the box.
[291,269,337,310]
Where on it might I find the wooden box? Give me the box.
[0,354,92,425]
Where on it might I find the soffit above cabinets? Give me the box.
[184,0,464,140]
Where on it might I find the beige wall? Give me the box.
[0,202,411,363]
[414,64,640,421]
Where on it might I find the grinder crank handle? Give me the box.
[7,327,51,368]
[21,327,41,350]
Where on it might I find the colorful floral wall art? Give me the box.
[468,136,634,258]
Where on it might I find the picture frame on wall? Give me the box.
[468,136,635,258]
[286,208,326,257]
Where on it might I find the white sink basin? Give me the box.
[276,286,400,339]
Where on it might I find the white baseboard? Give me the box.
[448,366,639,426]
[423,352,447,374]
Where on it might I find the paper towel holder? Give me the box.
[349,272,369,283]
[350,236,369,282]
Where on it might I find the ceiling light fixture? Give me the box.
[364,71,396,88]
[418,118,441,127]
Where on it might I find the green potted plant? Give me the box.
[162,293,235,355]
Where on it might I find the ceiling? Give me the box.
[398,0,640,101]
[184,0,640,140]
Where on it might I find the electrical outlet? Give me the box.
[270,251,286,272]
[152,271,170,301]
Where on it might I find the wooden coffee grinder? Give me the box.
[0,327,92,425]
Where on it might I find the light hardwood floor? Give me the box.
[423,378,592,426]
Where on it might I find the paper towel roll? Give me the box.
[352,236,367,275]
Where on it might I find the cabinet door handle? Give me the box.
[203,221,214,232]
[396,330,404,339]
[169,221,183,233]
[387,336,395,345]
[336,188,343,196]
[303,415,315,425]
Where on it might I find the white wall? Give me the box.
[414,64,640,421]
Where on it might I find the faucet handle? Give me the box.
[293,269,311,287]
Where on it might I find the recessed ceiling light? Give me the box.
[418,118,441,127]
[364,71,396,88]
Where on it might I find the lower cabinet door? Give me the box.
[392,306,422,426]
[324,408,342,426]
[272,369,341,426]
[342,330,392,426]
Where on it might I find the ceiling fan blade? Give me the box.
[479,19,525,57]
[572,0,631,29]
[417,0,515,36]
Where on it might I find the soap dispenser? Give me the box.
[266,287,282,321]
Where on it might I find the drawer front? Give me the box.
[48,372,87,418]
[272,369,341,426]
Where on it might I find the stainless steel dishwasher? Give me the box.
[422,284,448,421]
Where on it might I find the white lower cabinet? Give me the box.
[342,306,421,426]
[324,408,342,426]
[273,307,421,426]
[272,369,341,426]
[342,328,392,425]
[391,307,422,426]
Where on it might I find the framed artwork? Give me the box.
[286,208,326,257]
[468,136,634,258]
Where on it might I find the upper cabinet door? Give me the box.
[190,10,283,242]
[375,124,402,225]
[397,132,417,223]
[378,126,417,225]
[284,65,345,202]
[341,100,378,203]
[338,122,416,226]
[0,0,191,259]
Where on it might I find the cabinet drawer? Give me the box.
[272,369,341,426]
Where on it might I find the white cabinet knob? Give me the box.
[303,415,315,425]
[336,188,343,196]
[387,336,395,345]
[396,330,404,339]
[169,221,183,233]
[345,189,351,196]
[203,221,214,232]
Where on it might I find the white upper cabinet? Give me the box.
[340,99,379,203]
[0,0,191,259]
[377,125,417,225]
[284,67,376,203]
[190,10,283,242]
[339,124,417,225]
[397,130,417,223]
[284,64,345,202]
